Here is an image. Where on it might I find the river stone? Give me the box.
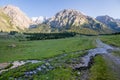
[0,63,10,69]
[37,67,42,71]
[8,44,16,48]
[45,62,50,66]
[77,72,81,75]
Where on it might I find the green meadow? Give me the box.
[1,34,120,80]
[0,35,96,79]
[89,55,116,80]
[100,34,120,57]
[100,35,120,47]
[0,36,95,63]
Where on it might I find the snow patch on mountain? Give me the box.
[32,16,48,24]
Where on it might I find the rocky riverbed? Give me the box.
[72,39,115,70]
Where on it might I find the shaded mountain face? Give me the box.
[96,15,120,32]
[115,19,120,27]
[0,5,32,32]
[45,9,110,34]
[26,24,51,33]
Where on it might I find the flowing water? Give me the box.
[72,39,116,69]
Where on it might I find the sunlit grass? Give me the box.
[100,35,120,47]
[0,36,95,63]
[100,34,120,57]
[89,55,116,80]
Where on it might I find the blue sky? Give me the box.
[0,0,120,18]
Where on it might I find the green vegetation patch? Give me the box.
[100,35,120,47]
[35,67,77,80]
[0,46,88,79]
[89,55,116,80]
[0,62,43,79]
[0,36,95,63]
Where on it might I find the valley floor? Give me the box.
[0,35,120,80]
[0,36,95,63]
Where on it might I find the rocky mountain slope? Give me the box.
[0,5,117,34]
[0,5,32,32]
[45,9,111,34]
[96,15,120,32]
[116,19,120,23]
[0,8,17,32]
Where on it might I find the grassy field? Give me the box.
[89,55,116,80]
[0,36,95,63]
[100,35,120,47]
[1,34,120,79]
[1,67,77,80]
[100,34,120,57]
[35,67,77,80]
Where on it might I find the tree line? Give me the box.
[24,32,76,40]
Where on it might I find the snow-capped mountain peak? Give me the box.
[32,16,48,24]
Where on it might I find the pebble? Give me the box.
[77,72,80,75]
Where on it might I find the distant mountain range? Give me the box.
[44,9,111,34]
[96,15,120,32]
[0,5,120,34]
